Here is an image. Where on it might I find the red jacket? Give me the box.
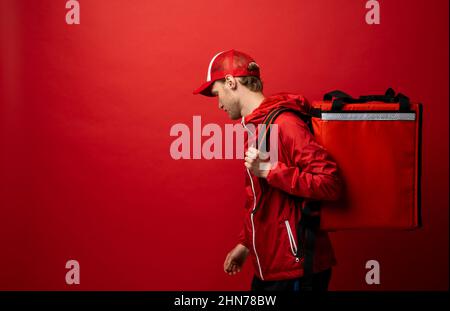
[238,93,342,281]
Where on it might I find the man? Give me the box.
[193,49,342,291]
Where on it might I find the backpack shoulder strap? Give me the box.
[258,108,313,151]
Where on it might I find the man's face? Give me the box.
[210,80,241,120]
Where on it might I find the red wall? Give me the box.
[0,0,448,290]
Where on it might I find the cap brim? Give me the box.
[193,80,215,97]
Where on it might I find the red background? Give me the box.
[0,0,448,290]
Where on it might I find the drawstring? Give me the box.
[241,117,255,136]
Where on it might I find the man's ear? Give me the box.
[224,74,237,90]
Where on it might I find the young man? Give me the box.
[193,49,342,291]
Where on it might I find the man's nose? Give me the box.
[218,102,224,110]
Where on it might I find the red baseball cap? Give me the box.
[193,49,260,97]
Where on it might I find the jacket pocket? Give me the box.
[284,220,298,258]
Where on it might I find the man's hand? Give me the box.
[224,243,249,276]
[244,147,272,178]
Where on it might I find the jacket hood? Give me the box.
[243,93,311,125]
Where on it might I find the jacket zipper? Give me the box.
[247,168,264,280]
[242,117,264,280]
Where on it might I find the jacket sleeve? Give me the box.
[265,112,342,201]
[237,226,249,249]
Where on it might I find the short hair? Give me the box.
[218,62,264,92]
[238,62,263,92]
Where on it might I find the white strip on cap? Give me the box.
[321,112,416,121]
[206,51,225,82]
